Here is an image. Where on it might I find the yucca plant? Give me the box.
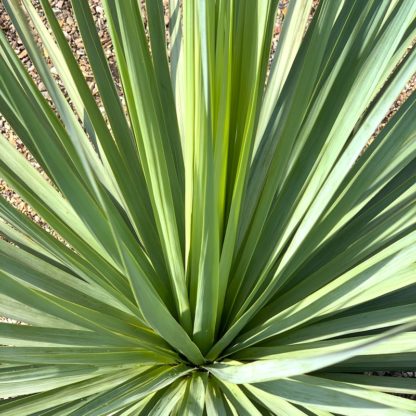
[0,0,415,414]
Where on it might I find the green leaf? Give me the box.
[1,0,415,413]
[317,373,416,395]
[252,375,416,416]
[0,368,142,416]
[70,365,191,416]
[177,372,207,415]
[206,324,416,383]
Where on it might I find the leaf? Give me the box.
[0,368,142,416]
[176,372,208,416]
[206,324,416,383]
[251,375,416,416]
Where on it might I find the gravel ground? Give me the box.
[0,0,415,399]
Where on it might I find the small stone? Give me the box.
[18,49,28,59]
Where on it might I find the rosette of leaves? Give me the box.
[0,0,415,414]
